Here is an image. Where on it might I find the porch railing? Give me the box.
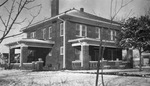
[72,61,81,70]
[89,60,126,69]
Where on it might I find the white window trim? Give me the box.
[114,30,117,41]
[30,32,36,39]
[49,26,52,39]
[110,30,117,41]
[60,22,63,36]
[60,46,63,55]
[76,24,87,37]
[110,30,113,40]
[42,28,46,39]
[96,27,100,39]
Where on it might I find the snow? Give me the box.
[0,69,150,86]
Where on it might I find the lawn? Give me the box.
[0,69,150,86]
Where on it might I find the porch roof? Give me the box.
[5,38,55,49]
[68,37,118,48]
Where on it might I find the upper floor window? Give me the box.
[42,28,46,39]
[49,26,52,39]
[76,24,87,37]
[30,32,36,39]
[95,27,101,39]
[60,22,64,36]
[110,30,117,41]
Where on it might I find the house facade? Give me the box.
[6,0,122,70]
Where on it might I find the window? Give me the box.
[30,32,36,39]
[95,27,100,39]
[76,24,87,37]
[60,46,63,55]
[110,30,117,41]
[76,24,80,36]
[42,28,46,39]
[60,22,63,36]
[103,28,110,40]
[49,26,52,39]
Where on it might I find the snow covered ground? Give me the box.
[0,69,150,86]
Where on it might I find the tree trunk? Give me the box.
[95,40,102,86]
[139,48,142,71]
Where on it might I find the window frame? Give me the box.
[42,28,46,39]
[49,26,52,39]
[110,30,117,41]
[60,22,64,36]
[76,24,87,37]
[60,46,63,55]
[95,27,101,39]
[30,31,36,39]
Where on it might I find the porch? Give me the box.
[69,37,123,70]
[5,38,54,70]
[72,60,127,70]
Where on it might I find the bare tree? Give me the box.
[0,0,8,7]
[0,0,42,43]
[96,0,134,86]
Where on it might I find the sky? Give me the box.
[0,0,150,53]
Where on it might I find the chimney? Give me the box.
[51,0,59,17]
[80,8,84,12]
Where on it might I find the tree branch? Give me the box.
[0,0,41,44]
[0,0,8,7]
[4,32,24,39]
[111,0,134,21]
[0,16,7,27]
[24,4,42,10]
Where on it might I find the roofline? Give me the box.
[21,8,121,32]
[67,14,120,27]
[21,9,74,32]
[5,38,55,46]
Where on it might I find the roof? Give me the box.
[68,37,118,48]
[21,8,120,32]
[5,38,55,48]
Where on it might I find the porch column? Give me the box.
[8,48,15,66]
[81,42,90,69]
[20,46,28,68]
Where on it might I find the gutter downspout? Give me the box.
[58,17,66,69]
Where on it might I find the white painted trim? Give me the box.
[21,9,120,32]
[63,21,66,68]
[58,17,66,69]
[68,37,115,43]
[60,46,63,55]
[69,13,120,26]
[72,60,81,63]
[20,46,23,67]
[10,44,27,49]
[60,22,64,36]
[49,26,52,39]
[68,37,100,42]
[42,28,46,40]
[72,42,117,48]
[81,43,83,67]
[102,40,115,43]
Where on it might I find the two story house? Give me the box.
[6,0,122,70]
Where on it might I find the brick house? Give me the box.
[5,0,122,70]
